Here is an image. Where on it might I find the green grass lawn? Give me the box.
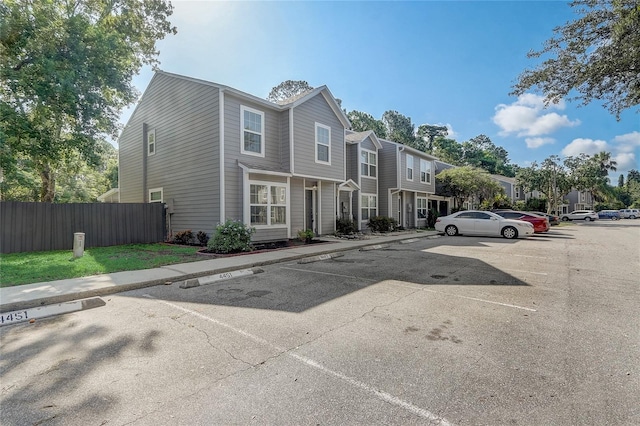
[0,244,203,287]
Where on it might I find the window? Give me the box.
[250,183,286,226]
[406,155,414,181]
[241,106,265,156]
[420,159,431,183]
[147,129,156,156]
[360,150,377,178]
[149,188,163,203]
[361,194,377,221]
[417,197,427,219]
[515,187,520,198]
[315,123,331,164]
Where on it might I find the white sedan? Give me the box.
[435,210,535,239]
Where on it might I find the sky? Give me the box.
[120,0,640,182]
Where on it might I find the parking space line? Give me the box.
[143,295,453,425]
[502,268,548,276]
[390,282,537,312]
[280,266,374,281]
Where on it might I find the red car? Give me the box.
[493,210,550,233]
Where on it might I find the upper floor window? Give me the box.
[149,187,163,203]
[147,129,156,156]
[420,159,431,184]
[360,149,377,178]
[406,155,414,181]
[515,187,520,198]
[315,123,331,164]
[241,106,265,157]
[580,192,586,202]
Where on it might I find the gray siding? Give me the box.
[292,94,345,181]
[118,73,221,235]
[290,178,305,233]
[346,143,358,183]
[320,180,336,235]
[378,140,399,217]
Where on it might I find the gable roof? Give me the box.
[345,130,383,149]
[151,71,350,128]
[379,137,439,160]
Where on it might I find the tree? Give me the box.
[416,124,448,153]
[0,0,176,201]
[512,0,640,119]
[516,155,572,214]
[618,174,625,188]
[347,110,387,138]
[432,137,464,166]
[267,80,314,103]
[461,135,517,177]
[381,110,419,149]
[436,166,503,210]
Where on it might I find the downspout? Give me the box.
[219,89,226,223]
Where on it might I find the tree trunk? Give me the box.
[38,162,56,202]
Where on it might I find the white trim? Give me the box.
[147,128,156,156]
[315,122,331,165]
[360,193,378,224]
[149,187,163,203]
[360,147,377,179]
[220,90,225,222]
[247,180,289,228]
[420,159,431,184]
[240,105,265,157]
[237,162,292,177]
[293,172,344,183]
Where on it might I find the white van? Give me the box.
[619,209,639,219]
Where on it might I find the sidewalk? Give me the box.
[0,231,439,312]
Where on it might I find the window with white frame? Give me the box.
[147,129,156,156]
[580,192,586,202]
[420,159,431,183]
[361,194,377,221]
[360,149,377,178]
[406,155,414,181]
[149,187,163,203]
[515,186,520,198]
[241,106,265,156]
[250,183,287,226]
[315,123,331,164]
[417,197,427,219]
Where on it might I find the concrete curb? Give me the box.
[0,231,439,312]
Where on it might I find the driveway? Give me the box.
[1,221,639,425]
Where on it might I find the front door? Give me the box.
[305,188,317,234]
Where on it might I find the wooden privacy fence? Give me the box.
[0,202,166,254]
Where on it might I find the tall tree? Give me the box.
[381,110,419,148]
[0,0,176,201]
[436,166,503,210]
[618,174,625,188]
[512,0,640,119]
[432,137,464,166]
[516,155,572,214]
[416,124,448,153]
[347,110,387,138]
[267,80,313,102]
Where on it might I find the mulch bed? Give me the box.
[196,239,333,258]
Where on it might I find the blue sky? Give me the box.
[121,0,640,182]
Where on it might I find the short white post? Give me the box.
[73,232,85,258]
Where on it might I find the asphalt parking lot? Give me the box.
[1,220,639,425]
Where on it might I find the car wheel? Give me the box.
[584,217,591,222]
[630,215,636,219]
[502,226,518,239]
[561,216,569,221]
[445,225,458,236]
[612,217,619,220]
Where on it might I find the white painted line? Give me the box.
[0,298,106,326]
[502,268,548,276]
[400,239,418,244]
[180,268,263,288]
[511,254,552,260]
[391,282,537,312]
[144,295,453,425]
[280,266,371,281]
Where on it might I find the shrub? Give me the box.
[336,218,358,235]
[367,216,398,233]
[196,231,209,246]
[173,230,194,245]
[297,229,315,243]
[207,220,255,254]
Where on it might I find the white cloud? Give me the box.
[614,152,636,171]
[612,131,640,153]
[525,137,555,148]
[561,138,609,157]
[493,93,580,138]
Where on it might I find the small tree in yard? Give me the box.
[208,220,254,254]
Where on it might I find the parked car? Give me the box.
[560,210,599,221]
[527,211,560,226]
[493,210,550,233]
[435,210,534,239]
[618,209,639,219]
[598,210,621,220]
